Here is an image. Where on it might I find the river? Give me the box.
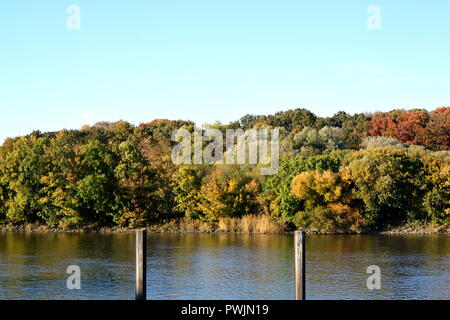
[0,232,448,299]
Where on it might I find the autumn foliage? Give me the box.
[369,107,450,150]
[0,106,448,232]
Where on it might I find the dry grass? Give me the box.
[217,217,240,233]
[218,215,286,234]
[146,215,287,234]
[178,218,212,233]
[147,218,214,233]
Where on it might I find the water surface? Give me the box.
[0,232,448,299]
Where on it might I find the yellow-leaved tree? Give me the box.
[291,169,365,232]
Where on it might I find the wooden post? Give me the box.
[135,229,147,300]
[294,230,305,300]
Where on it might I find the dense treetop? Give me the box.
[0,107,449,231]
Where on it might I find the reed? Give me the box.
[146,215,287,233]
[218,215,286,234]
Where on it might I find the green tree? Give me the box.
[172,166,204,219]
[0,137,49,223]
[113,141,159,227]
[421,156,450,223]
[346,148,425,227]
[264,153,343,220]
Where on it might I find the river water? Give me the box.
[0,232,448,300]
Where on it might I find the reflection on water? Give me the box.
[0,232,448,300]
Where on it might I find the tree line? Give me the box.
[0,107,448,231]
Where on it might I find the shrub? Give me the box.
[347,148,425,226]
[361,136,405,150]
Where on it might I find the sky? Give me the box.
[1,0,449,143]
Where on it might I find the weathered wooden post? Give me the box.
[294,230,305,300]
[135,229,147,300]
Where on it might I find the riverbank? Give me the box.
[1,218,448,234]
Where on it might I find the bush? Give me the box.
[293,207,336,232]
[361,136,405,150]
[347,148,425,227]
[293,205,366,233]
[264,153,343,220]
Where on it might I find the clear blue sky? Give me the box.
[1,1,449,143]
